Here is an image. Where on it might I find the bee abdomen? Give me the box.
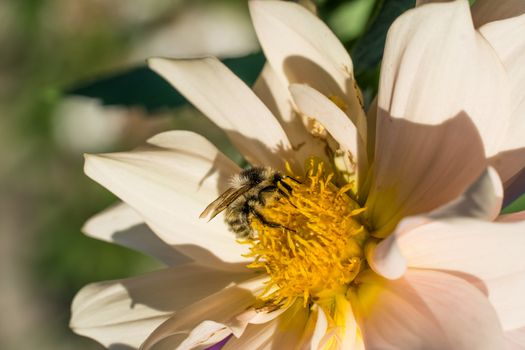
[225,208,252,238]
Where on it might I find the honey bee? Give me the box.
[200,167,297,238]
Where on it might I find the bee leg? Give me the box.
[283,175,302,185]
[250,208,297,233]
[258,185,278,205]
[251,208,282,229]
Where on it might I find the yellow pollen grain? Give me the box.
[247,158,368,307]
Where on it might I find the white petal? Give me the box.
[358,269,505,350]
[310,306,328,350]
[83,202,187,266]
[480,14,525,183]
[222,319,278,350]
[148,57,293,169]
[394,219,525,330]
[84,130,249,266]
[498,210,525,222]
[472,0,525,27]
[367,0,509,233]
[249,0,367,141]
[252,64,298,139]
[70,264,253,349]
[289,84,360,159]
[252,65,329,166]
[371,167,504,279]
[140,277,265,350]
[426,166,504,221]
[506,327,525,349]
[269,301,313,350]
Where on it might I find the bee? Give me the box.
[200,167,296,238]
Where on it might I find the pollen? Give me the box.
[244,158,368,307]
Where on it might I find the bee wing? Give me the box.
[199,185,251,221]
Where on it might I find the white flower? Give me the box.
[71,1,525,349]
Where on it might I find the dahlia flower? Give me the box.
[70,1,525,349]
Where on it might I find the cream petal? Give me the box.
[425,166,504,221]
[310,306,328,350]
[498,210,525,222]
[318,294,358,350]
[221,319,278,350]
[70,264,253,349]
[358,269,505,350]
[393,219,525,330]
[140,277,265,350]
[506,327,525,349]
[289,84,368,190]
[266,300,314,350]
[367,0,509,233]
[289,84,360,161]
[148,57,293,170]
[249,0,367,142]
[83,202,188,266]
[84,130,249,266]
[472,0,525,27]
[252,64,299,141]
[252,65,328,166]
[371,167,504,279]
[480,15,525,184]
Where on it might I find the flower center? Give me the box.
[243,159,368,307]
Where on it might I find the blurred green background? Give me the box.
[4,0,514,349]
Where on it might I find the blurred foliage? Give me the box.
[71,53,265,112]
[503,193,525,214]
[68,0,416,113]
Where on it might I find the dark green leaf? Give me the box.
[351,0,415,75]
[502,193,525,215]
[69,53,265,112]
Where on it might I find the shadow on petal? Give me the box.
[366,111,487,237]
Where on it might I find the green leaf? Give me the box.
[502,193,525,215]
[327,0,376,42]
[69,53,265,112]
[351,0,415,75]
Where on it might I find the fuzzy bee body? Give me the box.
[200,167,291,238]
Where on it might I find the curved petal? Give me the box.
[371,167,504,279]
[252,64,302,144]
[506,327,525,349]
[252,65,329,167]
[249,0,367,142]
[84,130,249,266]
[148,57,293,170]
[367,1,509,233]
[270,301,315,350]
[222,300,314,350]
[221,319,277,350]
[83,202,188,266]
[289,84,360,161]
[498,210,525,222]
[70,264,253,349]
[393,219,525,330]
[140,277,266,350]
[425,166,504,221]
[480,14,525,184]
[357,269,505,350]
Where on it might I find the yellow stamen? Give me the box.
[246,158,368,306]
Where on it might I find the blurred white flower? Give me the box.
[52,97,126,153]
